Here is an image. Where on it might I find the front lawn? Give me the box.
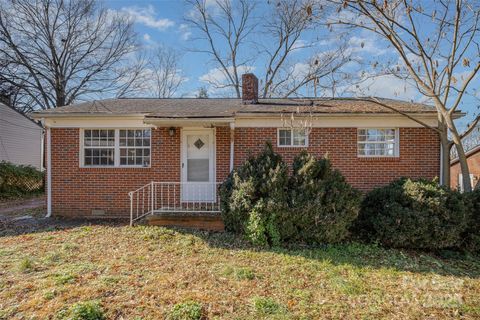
[1,223,479,319]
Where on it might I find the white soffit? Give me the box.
[40,114,438,128]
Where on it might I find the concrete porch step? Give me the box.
[145,214,225,232]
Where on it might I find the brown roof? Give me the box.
[32,97,439,118]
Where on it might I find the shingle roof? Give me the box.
[32,97,439,118]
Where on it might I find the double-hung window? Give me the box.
[119,129,151,166]
[81,129,151,167]
[358,128,399,157]
[278,128,308,147]
[83,129,115,166]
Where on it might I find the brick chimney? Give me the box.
[242,73,258,104]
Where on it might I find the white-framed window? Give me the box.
[81,128,151,167]
[278,128,308,147]
[83,129,115,166]
[357,128,399,157]
[119,129,151,166]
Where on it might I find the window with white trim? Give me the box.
[81,129,151,167]
[358,128,398,157]
[83,129,115,166]
[119,129,151,166]
[278,128,308,147]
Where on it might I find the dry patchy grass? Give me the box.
[0,224,479,319]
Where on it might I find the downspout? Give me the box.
[46,126,52,218]
[229,122,235,172]
[40,128,45,171]
[439,142,444,185]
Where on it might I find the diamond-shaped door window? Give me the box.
[194,138,205,149]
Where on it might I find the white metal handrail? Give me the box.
[129,181,222,226]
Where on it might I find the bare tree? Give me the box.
[260,0,351,98]
[330,0,480,192]
[185,0,256,98]
[186,0,352,98]
[148,47,186,98]
[0,0,143,111]
[266,47,353,98]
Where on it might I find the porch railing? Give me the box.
[128,181,222,225]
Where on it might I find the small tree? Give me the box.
[196,87,209,99]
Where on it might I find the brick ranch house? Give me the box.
[32,74,456,225]
[451,145,480,191]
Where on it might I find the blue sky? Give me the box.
[104,0,478,128]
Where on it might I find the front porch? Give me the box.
[127,121,231,229]
[129,181,223,229]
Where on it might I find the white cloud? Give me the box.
[348,73,422,101]
[200,66,254,84]
[121,5,174,31]
[179,24,192,41]
[347,36,388,55]
[199,65,255,96]
[143,33,151,42]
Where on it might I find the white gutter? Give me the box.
[30,113,148,119]
[46,126,52,218]
[143,117,235,127]
[229,122,235,172]
[439,142,444,185]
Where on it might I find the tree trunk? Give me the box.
[440,136,451,187]
[454,141,472,192]
[438,120,451,187]
[443,114,473,193]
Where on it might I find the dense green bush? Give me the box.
[357,178,469,249]
[279,151,361,244]
[464,188,480,253]
[219,143,288,246]
[220,144,360,246]
[0,161,44,199]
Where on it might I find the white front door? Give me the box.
[181,129,215,202]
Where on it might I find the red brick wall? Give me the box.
[49,126,439,217]
[234,127,440,191]
[49,127,230,218]
[215,127,231,182]
[450,150,480,190]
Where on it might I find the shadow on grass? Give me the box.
[1,217,479,279]
[169,227,480,279]
[0,216,128,238]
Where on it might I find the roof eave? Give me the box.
[235,112,441,118]
[143,117,235,127]
[30,112,148,119]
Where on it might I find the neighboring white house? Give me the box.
[0,98,43,169]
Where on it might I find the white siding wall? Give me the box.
[0,103,43,169]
